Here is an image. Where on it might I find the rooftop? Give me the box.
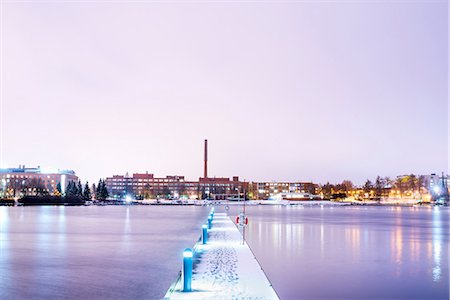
[0,165,76,175]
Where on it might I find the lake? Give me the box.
[1,205,448,299]
[0,206,209,299]
[229,205,449,300]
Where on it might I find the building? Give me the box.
[428,173,449,204]
[105,140,247,200]
[105,172,199,199]
[104,140,248,200]
[253,181,319,200]
[197,139,247,200]
[0,165,78,198]
[198,176,247,200]
[104,139,318,201]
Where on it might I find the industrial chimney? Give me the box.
[204,139,208,178]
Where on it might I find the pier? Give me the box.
[164,209,279,300]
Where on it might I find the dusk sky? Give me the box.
[1,1,448,185]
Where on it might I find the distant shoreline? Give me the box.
[0,198,443,208]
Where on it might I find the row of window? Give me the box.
[107,179,185,183]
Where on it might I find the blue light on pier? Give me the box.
[183,248,193,292]
[202,224,208,244]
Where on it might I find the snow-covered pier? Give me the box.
[164,210,279,300]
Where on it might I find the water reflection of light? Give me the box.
[122,207,131,250]
[0,207,10,249]
[270,222,282,250]
[0,207,10,285]
[286,223,292,251]
[432,207,442,282]
[345,227,360,260]
[409,225,419,262]
[38,206,52,247]
[19,207,24,222]
[57,206,67,248]
[59,206,66,222]
[125,207,130,229]
[390,215,403,278]
[320,223,324,257]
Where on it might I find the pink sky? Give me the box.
[1,1,448,185]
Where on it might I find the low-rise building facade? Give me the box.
[254,181,319,200]
[0,165,78,198]
[105,172,199,199]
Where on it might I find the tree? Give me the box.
[394,176,412,198]
[91,183,96,200]
[96,179,103,200]
[383,177,392,198]
[407,174,417,196]
[101,181,109,200]
[417,175,426,200]
[83,182,92,200]
[95,179,109,200]
[77,180,83,198]
[142,183,152,200]
[321,182,334,199]
[374,176,384,203]
[162,186,171,198]
[363,180,373,199]
[66,181,72,196]
[54,182,62,197]
[28,178,45,196]
[341,180,354,195]
[66,181,77,196]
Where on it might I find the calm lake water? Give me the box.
[230,205,449,300]
[1,205,448,300]
[0,206,209,299]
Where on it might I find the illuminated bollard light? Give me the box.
[202,224,208,244]
[208,215,212,229]
[183,248,193,292]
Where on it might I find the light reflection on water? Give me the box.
[0,208,10,289]
[432,207,442,282]
[0,206,209,300]
[231,205,449,300]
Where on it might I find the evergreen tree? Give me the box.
[91,183,96,200]
[101,180,109,200]
[77,180,83,198]
[67,180,80,197]
[96,179,103,200]
[72,181,78,196]
[83,182,92,200]
[54,182,62,196]
[66,181,74,196]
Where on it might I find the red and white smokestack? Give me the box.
[204,139,208,178]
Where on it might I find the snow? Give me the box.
[164,212,279,300]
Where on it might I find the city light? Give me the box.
[125,195,133,203]
[183,249,193,258]
[433,186,441,194]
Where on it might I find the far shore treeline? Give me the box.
[0,179,109,206]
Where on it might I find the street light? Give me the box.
[182,248,193,292]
